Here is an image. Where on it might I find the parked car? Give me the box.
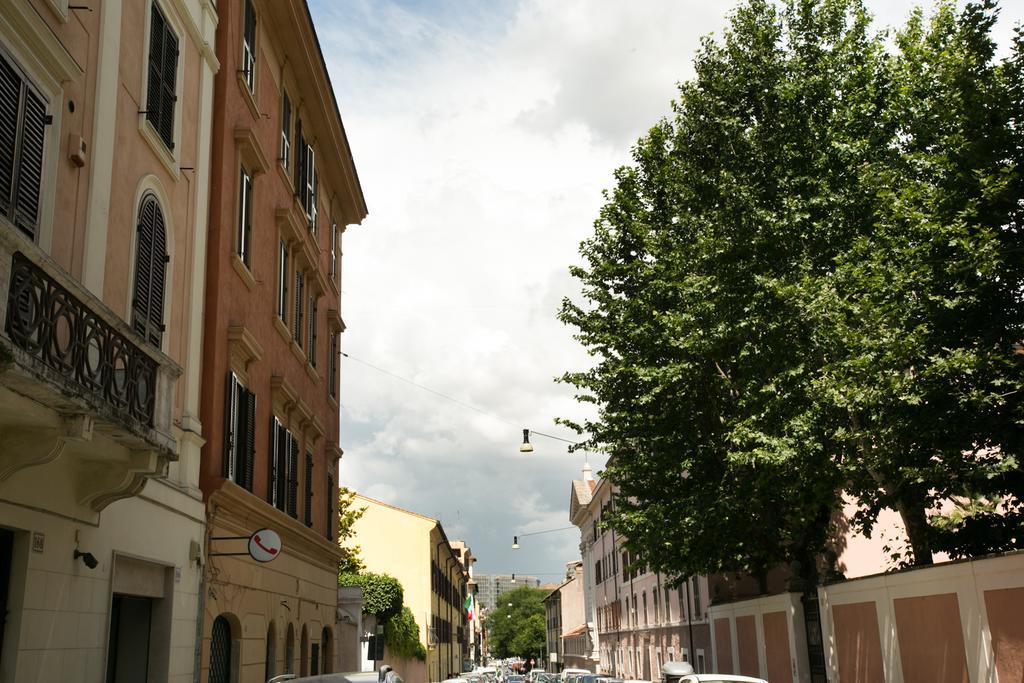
[679,677,767,683]
[279,665,405,683]
[561,669,591,683]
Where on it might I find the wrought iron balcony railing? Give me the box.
[5,252,157,425]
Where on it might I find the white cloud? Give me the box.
[311,0,1024,577]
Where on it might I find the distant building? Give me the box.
[544,561,588,673]
[348,494,472,683]
[474,573,542,610]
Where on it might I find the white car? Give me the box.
[679,677,766,683]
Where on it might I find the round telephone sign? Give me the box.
[248,529,282,563]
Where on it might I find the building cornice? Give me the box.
[208,480,341,572]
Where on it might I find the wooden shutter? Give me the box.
[242,0,256,90]
[223,373,238,479]
[326,474,334,541]
[306,146,316,230]
[287,434,299,517]
[293,271,304,342]
[14,86,45,235]
[307,296,316,366]
[269,417,280,507]
[239,169,252,266]
[281,92,291,168]
[293,119,304,195]
[304,453,313,526]
[147,3,177,149]
[0,54,20,220]
[132,196,167,347]
[242,388,256,491]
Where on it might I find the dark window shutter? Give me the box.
[242,388,256,491]
[131,195,167,347]
[223,373,238,479]
[14,87,45,235]
[326,474,334,541]
[287,435,299,518]
[293,272,303,342]
[269,417,280,507]
[307,296,316,366]
[148,203,167,346]
[147,3,177,149]
[242,0,257,89]
[0,54,21,221]
[281,92,291,168]
[304,453,313,526]
[293,119,304,194]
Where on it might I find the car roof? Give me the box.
[685,676,768,683]
[290,673,382,683]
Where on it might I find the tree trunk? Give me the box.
[894,495,934,566]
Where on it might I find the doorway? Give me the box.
[0,530,13,667]
[106,594,153,682]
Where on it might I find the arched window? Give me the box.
[265,620,277,680]
[209,615,232,683]
[321,626,332,673]
[285,623,295,674]
[300,624,309,676]
[131,193,168,347]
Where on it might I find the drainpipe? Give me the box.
[682,579,695,668]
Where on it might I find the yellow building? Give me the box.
[349,494,472,683]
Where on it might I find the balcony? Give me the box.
[0,228,180,518]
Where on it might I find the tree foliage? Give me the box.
[338,487,367,575]
[560,0,1024,582]
[483,586,548,659]
[339,572,404,623]
[385,607,428,661]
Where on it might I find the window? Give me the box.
[293,118,317,232]
[237,167,253,267]
[304,452,313,526]
[329,222,339,283]
[146,2,178,149]
[642,592,648,625]
[307,294,317,366]
[209,616,232,683]
[281,91,291,169]
[224,372,256,490]
[241,0,256,92]
[665,587,671,622]
[132,194,168,347]
[293,270,304,344]
[691,576,701,617]
[304,144,317,232]
[265,622,277,682]
[277,239,288,320]
[325,474,334,541]
[328,331,338,399]
[270,417,298,516]
[0,49,48,239]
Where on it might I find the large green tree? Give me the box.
[483,586,548,660]
[561,0,1023,582]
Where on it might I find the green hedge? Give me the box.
[385,606,427,661]
[338,572,403,622]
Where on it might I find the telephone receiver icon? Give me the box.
[253,534,278,555]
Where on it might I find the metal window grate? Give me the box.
[209,616,232,683]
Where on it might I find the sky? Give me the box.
[308,0,1024,581]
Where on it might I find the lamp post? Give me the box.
[511,526,576,549]
[519,428,578,453]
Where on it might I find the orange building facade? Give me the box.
[197,0,366,681]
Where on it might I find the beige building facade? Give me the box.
[0,0,218,681]
[349,494,471,683]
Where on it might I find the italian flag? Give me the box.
[464,594,474,621]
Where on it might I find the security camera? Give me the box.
[74,549,99,569]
